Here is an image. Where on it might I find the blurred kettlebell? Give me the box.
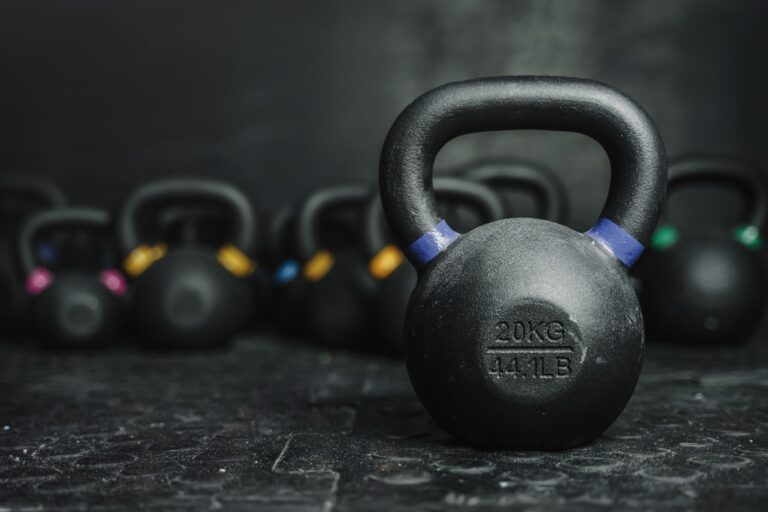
[635,156,767,344]
[0,174,66,333]
[364,177,505,354]
[380,77,666,450]
[461,159,569,222]
[272,186,372,348]
[118,179,258,349]
[20,208,125,348]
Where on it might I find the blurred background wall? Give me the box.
[0,0,765,230]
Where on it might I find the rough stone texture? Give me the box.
[0,335,767,510]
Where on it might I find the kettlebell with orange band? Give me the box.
[118,179,258,348]
[364,177,505,354]
[272,186,373,348]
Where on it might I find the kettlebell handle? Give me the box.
[0,174,67,208]
[295,185,369,262]
[18,208,110,276]
[380,76,666,268]
[458,159,568,223]
[667,157,767,229]
[117,179,257,255]
[363,176,505,257]
[157,204,226,246]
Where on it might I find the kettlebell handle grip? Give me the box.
[667,157,767,229]
[380,76,666,267]
[18,208,110,276]
[117,179,257,255]
[295,185,369,262]
[363,176,505,257]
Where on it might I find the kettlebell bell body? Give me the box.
[364,177,506,354]
[636,157,767,344]
[130,247,252,347]
[118,179,258,349]
[302,249,374,348]
[20,208,125,348]
[380,77,666,450]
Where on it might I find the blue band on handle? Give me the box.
[408,220,459,267]
[274,259,299,284]
[585,217,645,267]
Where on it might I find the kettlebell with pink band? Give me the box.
[20,208,125,348]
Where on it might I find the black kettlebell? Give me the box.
[380,76,666,450]
[364,177,505,354]
[272,186,373,348]
[635,157,767,344]
[461,159,569,222]
[20,208,125,348]
[0,175,66,334]
[118,179,258,349]
[297,186,376,348]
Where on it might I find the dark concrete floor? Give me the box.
[0,335,767,510]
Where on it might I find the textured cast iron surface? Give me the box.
[0,336,767,510]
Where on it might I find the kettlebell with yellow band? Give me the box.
[272,186,374,347]
[363,177,505,354]
[117,179,258,348]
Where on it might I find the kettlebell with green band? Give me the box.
[635,156,767,344]
[118,179,258,349]
[380,76,666,450]
[364,177,505,354]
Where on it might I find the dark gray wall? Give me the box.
[0,0,766,229]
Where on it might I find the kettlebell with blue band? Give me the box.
[635,156,767,345]
[0,174,67,334]
[20,208,125,348]
[380,76,666,450]
[268,204,300,285]
[118,179,258,349]
[364,177,505,354]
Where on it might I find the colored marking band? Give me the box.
[408,220,459,267]
[274,260,299,284]
[585,218,645,267]
[26,267,53,296]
